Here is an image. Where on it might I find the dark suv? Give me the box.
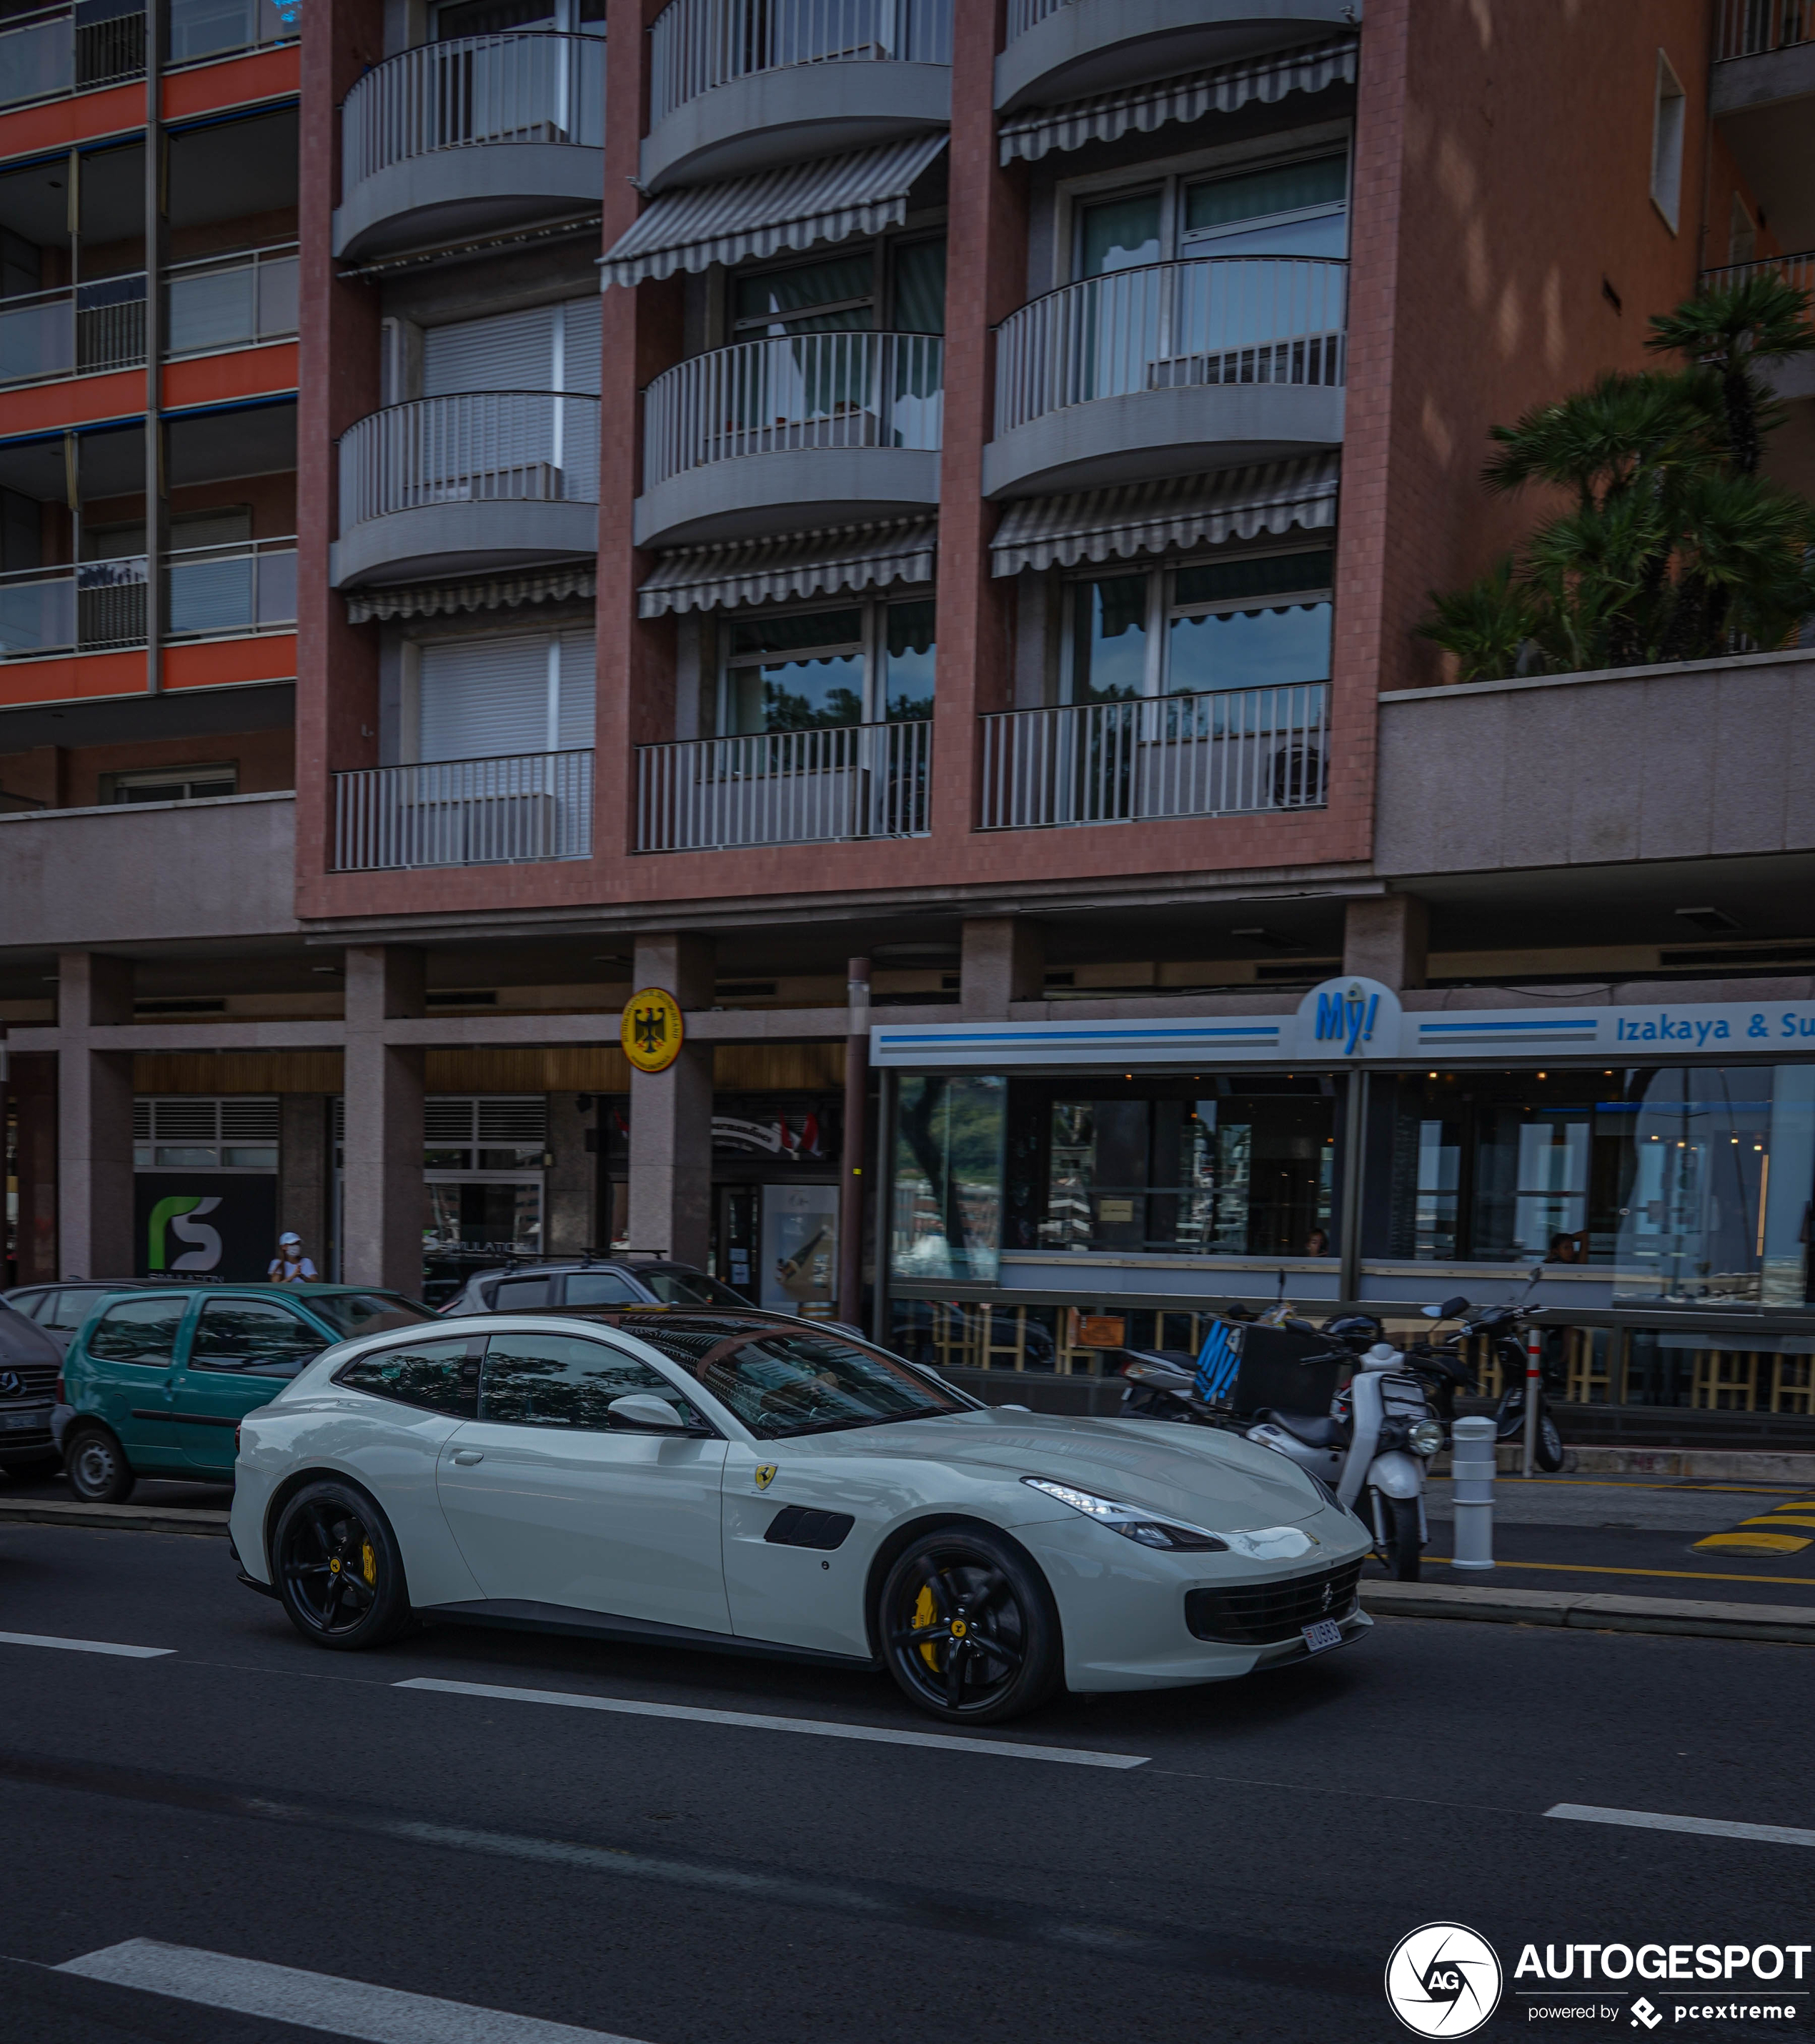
[439,1259,750,1316]
[0,1298,64,1475]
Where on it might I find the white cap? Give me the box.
[279,1231,302,1246]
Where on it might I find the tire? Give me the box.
[1535,1408,1566,1474]
[64,1425,134,1504]
[1371,1491,1422,1580]
[878,1527,1063,1725]
[272,1479,410,1652]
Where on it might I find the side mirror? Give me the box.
[1421,1306,1441,1319]
[607,1393,687,1432]
[1440,1295,1471,1320]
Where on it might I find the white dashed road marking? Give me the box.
[1548,1803,1815,1849]
[396,1675,1150,1768]
[0,1631,174,1659]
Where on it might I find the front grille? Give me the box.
[1185,1559,1364,1646]
[0,1362,59,1400]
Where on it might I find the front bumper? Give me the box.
[1014,1506,1374,1692]
[0,1401,58,1458]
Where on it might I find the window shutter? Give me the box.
[556,627,596,750]
[422,303,558,395]
[562,295,601,396]
[418,633,552,761]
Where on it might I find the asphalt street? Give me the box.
[2,1522,1814,2044]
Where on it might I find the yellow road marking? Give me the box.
[1694,1532,1813,1554]
[1736,1514,1815,1529]
[1425,1557,1815,1587]
[1488,1481,1809,1496]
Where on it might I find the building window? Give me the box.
[1651,52,1686,232]
[1075,149,1349,278]
[717,595,934,734]
[432,0,605,38]
[728,238,946,343]
[134,1096,278,1169]
[106,763,238,803]
[413,626,595,761]
[1062,547,1333,703]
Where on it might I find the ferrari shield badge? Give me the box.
[754,1464,778,1491]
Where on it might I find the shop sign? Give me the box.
[134,1174,277,1280]
[622,988,684,1073]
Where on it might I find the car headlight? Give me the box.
[1021,1477,1227,1551]
[1409,1419,1446,1458]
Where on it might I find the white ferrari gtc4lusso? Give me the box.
[231,1309,1374,1722]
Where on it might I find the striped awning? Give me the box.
[990,455,1338,575]
[345,565,595,623]
[602,136,948,290]
[639,517,938,617]
[999,36,1358,164]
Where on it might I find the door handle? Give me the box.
[452,1449,484,1465]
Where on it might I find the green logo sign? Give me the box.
[147,1194,222,1272]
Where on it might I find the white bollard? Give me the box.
[1450,1415,1496,1571]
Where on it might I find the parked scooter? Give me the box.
[1413,1264,1566,1473]
[1119,1314,1446,1577]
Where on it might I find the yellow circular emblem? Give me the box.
[950,1618,968,1638]
[622,988,685,1074]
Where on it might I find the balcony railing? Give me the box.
[0,273,146,385]
[166,244,299,357]
[166,535,297,636]
[334,749,595,870]
[342,31,606,189]
[650,0,951,122]
[636,718,930,850]
[1004,0,1065,36]
[0,0,144,109]
[1700,249,1815,317]
[166,0,298,66]
[643,332,943,491]
[993,257,1348,439]
[978,684,1328,830]
[1716,0,1811,60]
[0,537,296,658]
[339,392,602,531]
[0,555,147,658]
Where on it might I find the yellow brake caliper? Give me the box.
[913,1582,941,1672]
[362,1542,377,1587]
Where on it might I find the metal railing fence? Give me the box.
[1715,0,1811,58]
[636,717,930,850]
[1699,249,1815,314]
[0,555,148,659]
[166,536,297,636]
[342,31,606,188]
[977,684,1329,830]
[166,0,297,65]
[0,273,146,385]
[334,749,595,870]
[0,1,146,107]
[994,257,1347,438]
[339,392,602,532]
[643,331,943,490]
[650,0,950,121]
[1003,0,1065,38]
[166,244,298,355]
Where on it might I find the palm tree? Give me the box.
[1646,271,1815,474]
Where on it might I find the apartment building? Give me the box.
[4,0,1815,1429]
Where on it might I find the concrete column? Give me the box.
[627,932,714,1266]
[837,956,870,1324]
[277,1093,330,1266]
[960,917,1044,1019]
[56,951,134,1280]
[341,946,424,1293]
[545,1091,595,1254]
[1343,895,1428,990]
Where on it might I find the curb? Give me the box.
[1361,1579,1815,1644]
[0,1499,230,1538]
[1429,1446,1815,1482]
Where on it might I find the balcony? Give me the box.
[977,683,1328,830]
[636,719,930,850]
[0,0,294,110]
[642,0,950,192]
[984,256,1345,499]
[1713,1,1815,245]
[166,244,298,357]
[333,392,600,587]
[637,330,942,547]
[1703,252,1815,400]
[333,749,594,871]
[334,32,606,261]
[995,0,1356,114]
[0,537,297,659]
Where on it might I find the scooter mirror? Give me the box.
[1421,1305,1441,1318]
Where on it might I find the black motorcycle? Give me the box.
[1411,1266,1566,1473]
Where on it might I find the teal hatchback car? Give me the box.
[61,1285,434,1502]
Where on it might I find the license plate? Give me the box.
[0,1409,46,1432]
[1301,1618,1344,1654]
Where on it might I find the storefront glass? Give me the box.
[891,1075,1004,1280]
[1373,1066,1815,1306]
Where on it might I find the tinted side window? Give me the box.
[6,1291,49,1321]
[565,1271,640,1306]
[190,1299,324,1374]
[336,1337,478,1417]
[491,1275,553,1309]
[87,1296,187,1364]
[479,1332,700,1431]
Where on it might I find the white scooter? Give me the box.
[1244,1342,1446,1579]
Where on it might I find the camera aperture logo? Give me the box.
[1387,1923,1504,2038]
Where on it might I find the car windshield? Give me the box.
[624,1319,969,1438]
[309,1292,437,1339]
[637,1268,751,1309]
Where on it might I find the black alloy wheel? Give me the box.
[64,1424,134,1504]
[878,1528,1061,1725]
[273,1480,409,1651]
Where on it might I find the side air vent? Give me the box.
[763,1506,855,1552]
